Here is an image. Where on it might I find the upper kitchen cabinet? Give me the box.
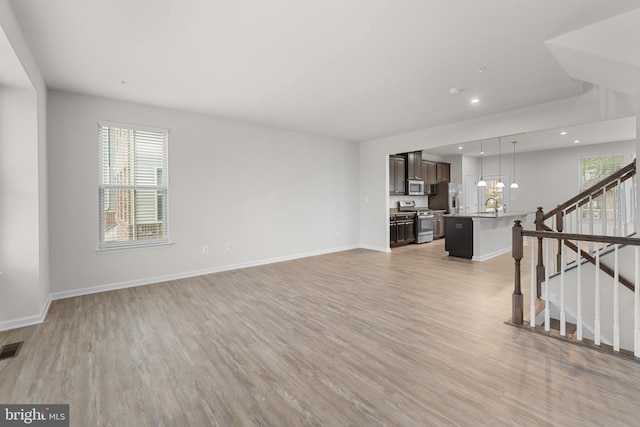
[436,162,451,182]
[422,161,437,194]
[406,151,423,180]
[389,155,406,194]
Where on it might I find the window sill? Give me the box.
[96,240,173,254]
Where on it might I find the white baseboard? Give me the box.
[472,247,512,262]
[0,244,363,332]
[359,244,390,252]
[52,244,361,301]
[0,295,52,332]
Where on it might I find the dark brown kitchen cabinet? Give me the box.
[436,162,451,182]
[397,214,416,245]
[422,161,437,194]
[389,215,397,246]
[390,213,415,247]
[432,211,445,239]
[406,151,423,180]
[389,155,406,195]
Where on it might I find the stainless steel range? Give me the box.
[398,200,434,244]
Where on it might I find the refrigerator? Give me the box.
[429,182,463,214]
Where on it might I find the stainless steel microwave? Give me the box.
[407,179,425,195]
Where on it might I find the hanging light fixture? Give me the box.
[510,141,519,189]
[477,140,486,187]
[496,137,505,188]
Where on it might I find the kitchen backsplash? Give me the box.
[389,194,428,209]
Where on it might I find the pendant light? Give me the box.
[496,137,505,188]
[510,140,519,189]
[477,140,486,187]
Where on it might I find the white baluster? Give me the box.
[631,178,637,235]
[560,239,566,336]
[618,178,622,236]
[530,236,536,327]
[635,246,640,357]
[613,244,620,352]
[576,240,582,342]
[613,184,617,236]
[577,202,582,235]
[603,187,607,236]
[589,195,594,254]
[595,248,601,346]
[623,180,628,237]
[545,238,550,332]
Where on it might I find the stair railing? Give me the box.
[533,159,636,293]
[512,220,640,355]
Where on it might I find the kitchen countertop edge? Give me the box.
[444,211,534,219]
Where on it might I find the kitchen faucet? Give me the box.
[485,197,498,215]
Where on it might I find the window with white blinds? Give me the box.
[98,121,169,250]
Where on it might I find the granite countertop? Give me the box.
[444,210,533,219]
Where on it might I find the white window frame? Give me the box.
[578,153,625,223]
[97,120,170,252]
[479,173,509,211]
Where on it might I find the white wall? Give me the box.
[360,87,637,250]
[478,139,636,217]
[0,0,48,329]
[47,90,360,295]
[0,88,43,323]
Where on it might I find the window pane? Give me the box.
[102,188,167,243]
[580,155,623,190]
[580,155,624,222]
[482,176,506,210]
[99,122,168,248]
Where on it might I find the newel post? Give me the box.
[535,207,544,297]
[555,206,564,273]
[512,220,524,325]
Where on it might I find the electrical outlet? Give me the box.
[225,243,232,252]
[202,246,208,255]
[336,231,340,237]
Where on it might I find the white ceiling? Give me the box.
[7,0,640,142]
[426,116,637,157]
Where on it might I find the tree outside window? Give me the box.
[480,174,508,211]
[580,155,624,221]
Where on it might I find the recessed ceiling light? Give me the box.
[470,98,480,104]
[449,86,462,94]
[573,140,580,144]
[458,146,463,150]
[560,131,567,135]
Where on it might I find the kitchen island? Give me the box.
[444,211,532,261]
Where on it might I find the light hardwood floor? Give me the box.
[1,239,639,426]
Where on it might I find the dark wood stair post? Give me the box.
[535,207,544,297]
[512,220,524,325]
[556,207,563,273]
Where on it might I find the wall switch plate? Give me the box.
[202,246,208,255]
[225,243,232,251]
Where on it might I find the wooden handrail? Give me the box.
[521,229,638,292]
[512,221,640,326]
[521,229,640,246]
[543,159,636,221]
[562,240,635,292]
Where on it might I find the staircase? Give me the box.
[510,159,640,359]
